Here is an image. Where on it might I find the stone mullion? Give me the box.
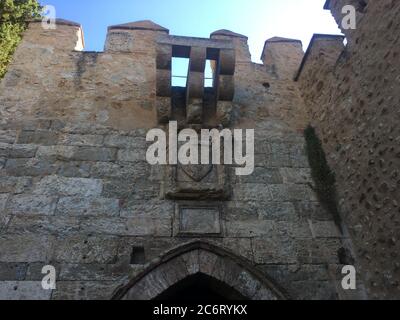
[186,47,206,124]
[156,43,172,124]
[216,48,235,127]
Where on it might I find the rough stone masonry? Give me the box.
[0,0,398,300]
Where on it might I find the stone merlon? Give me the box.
[261,37,304,80]
[210,29,248,40]
[27,18,85,51]
[107,20,170,33]
[294,33,345,81]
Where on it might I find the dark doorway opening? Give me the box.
[153,273,249,302]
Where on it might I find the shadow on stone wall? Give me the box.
[304,125,342,233]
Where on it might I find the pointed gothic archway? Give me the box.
[112,241,289,300]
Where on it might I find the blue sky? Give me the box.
[39,0,341,63]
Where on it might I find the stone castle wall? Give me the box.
[0,17,357,300]
[297,0,400,299]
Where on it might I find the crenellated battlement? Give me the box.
[0,18,310,130]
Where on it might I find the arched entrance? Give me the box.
[112,241,288,300]
[154,273,248,301]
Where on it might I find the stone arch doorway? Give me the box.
[112,241,289,300]
[154,273,248,301]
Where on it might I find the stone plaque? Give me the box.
[178,206,221,236]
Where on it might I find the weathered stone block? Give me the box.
[8,145,37,158]
[117,149,146,162]
[116,237,180,265]
[232,184,272,201]
[36,146,75,160]
[0,194,8,211]
[6,195,58,215]
[71,147,117,162]
[57,161,91,178]
[0,263,27,281]
[17,130,59,146]
[297,239,342,264]
[269,184,317,202]
[0,176,32,194]
[59,263,138,281]
[279,168,312,184]
[225,220,275,237]
[255,152,292,168]
[275,221,312,239]
[0,194,10,230]
[217,238,254,261]
[90,161,150,179]
[33,176,102,197]
[180,250,200,275]
[294,202,332,221]
[120,200,174,219]
[105,30,134,52]
[308,221,341,239]
[0,234,53,262]
[56,122,111,135]
[216,101,233,127]
[289,281,337,300]
[102,179,158,200]
[158,259,189,289]
[25,262,61,281]
[260,264,331,286]
[252,286,278,300]
[77,217,128,236]
[20,120,52,131]
[198,250,219,276]
[0,281,52,300]
[5,159,59,177]
[289,143,309,168]
[37,146,117,162]
[237,167,283,184]
[59,134,104,147]
[52,235,119,264]
[0,130,17,144]
[234,270,261,299]
[7,215,80,235]
[0,143,9,157]
[56,197,119,217]
[104,135,147,149]
[80,217,172,237]
[252,236,298,264]
[224,201,259,221]
[51,281,119,300]
[258,202,297,221]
